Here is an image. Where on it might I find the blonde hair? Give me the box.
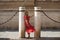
[25,10,28,16]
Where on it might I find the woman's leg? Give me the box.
[28,33,30,38]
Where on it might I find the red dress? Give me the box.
[24,15,35,34]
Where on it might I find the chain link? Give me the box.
[0,0,28,25]
[42,10,60,23]
[0,9,60,25]
[0,11,18,25]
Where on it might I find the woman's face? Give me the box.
[25,11,28,16]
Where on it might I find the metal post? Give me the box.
[19,7,25,38]
[34,7,41,38]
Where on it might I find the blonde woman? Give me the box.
[24,11,35,38]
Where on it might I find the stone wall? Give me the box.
[41,11,60,29]
[0,10,60,31]
[0,12,19,31]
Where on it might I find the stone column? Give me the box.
[19,7,25,38]
[34,7,41,38]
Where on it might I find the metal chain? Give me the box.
[0,11,18,25]
[0,10,60,25]
[42,10,60,23]
[0,0,26,25]
[0,0,30,25]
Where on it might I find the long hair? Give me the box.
[25,10,28,16]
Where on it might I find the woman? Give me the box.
[24,11,35,38]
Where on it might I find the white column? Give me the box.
[34,7,41,38]
[19,7,25,38]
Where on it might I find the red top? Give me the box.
[24,15,35,34]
